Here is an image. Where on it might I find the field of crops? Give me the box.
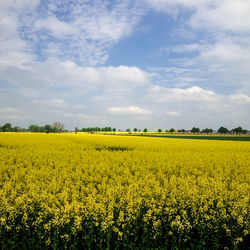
[0,133,249,249]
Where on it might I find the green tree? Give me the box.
[13,126,20,132]
[112,128,116,132]
[2,123,12,132]
[218,126,228,135]
[143,128,148,133]
[40,126,46,133]
[158,128,162,133]
[134,128,138,133]
[44,125,52,133]
[191,127,200,134]
[51,126,60,133]
[169,128,175,133]
[29,124,40,132]
[202,128,213,134]
[126,128,131,133]
[232,126,243,135]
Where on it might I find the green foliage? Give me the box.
[191,127,200,134]
[218,126,229,135]
[232,127,243,135]
[202,128,213,134]
[2,123,12,132]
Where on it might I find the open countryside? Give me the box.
[0,132,249,249]
[1,0,250,249]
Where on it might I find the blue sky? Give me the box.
[0,0,250,130]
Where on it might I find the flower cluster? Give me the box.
[0,133,249,249]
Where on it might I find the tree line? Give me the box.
[0,122,65,133]
[80,126,248,135]
[0,123,249,135]
[153,126,248,135]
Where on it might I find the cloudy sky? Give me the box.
[0,0,250,130]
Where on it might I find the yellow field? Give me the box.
[0,133,249,249]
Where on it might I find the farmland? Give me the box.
[0,133,249,249]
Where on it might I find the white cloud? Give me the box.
[147,0,250,33]
[0,114,20,120]
[200,42,250,63]
[0,107,18,113]
[75,105,84,109]
[229,93,250,104]
[189,0,250,32]
[34,16,80,38]
[148,85,218,102]
[32,99,67,108]
[37,61,150,89]
[0,106,20,120]
[107,106,152,115]
[1,0,250,130]
[63,112,109,125]
[0,0,146,65]
[64,113,90,120]
[167,111,180,116]
[1,59,150,93]
[0,0,40,12]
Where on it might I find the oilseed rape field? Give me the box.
[0,133,249,249]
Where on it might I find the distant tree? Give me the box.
[134,128,138,133]
[191,127,200,134]
[0,126,2,132]
[202,128,213,135]
[242,129,248,134]
[126,128,131,133]
[13,126,20,132]
[29,124,40,132]
[52,122,65,132]
[165,129,168,133]
[180,129,185,133]
[44,124,52,133]
[75,127,78,134]
[232,126,243,135]
[112,128,116,132]
[2,123,12,132]
[169,128,175,133]
[51,126,60,133]
[143,128,148,133]
[39,126,46,133]
[138,129,141,132]
[158,128,162,133]
[102,126,112,132]
[218,126,228,135]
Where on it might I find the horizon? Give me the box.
[1,0,250,130]
[0,121,248,133]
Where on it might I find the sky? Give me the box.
[0,0,250,131]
